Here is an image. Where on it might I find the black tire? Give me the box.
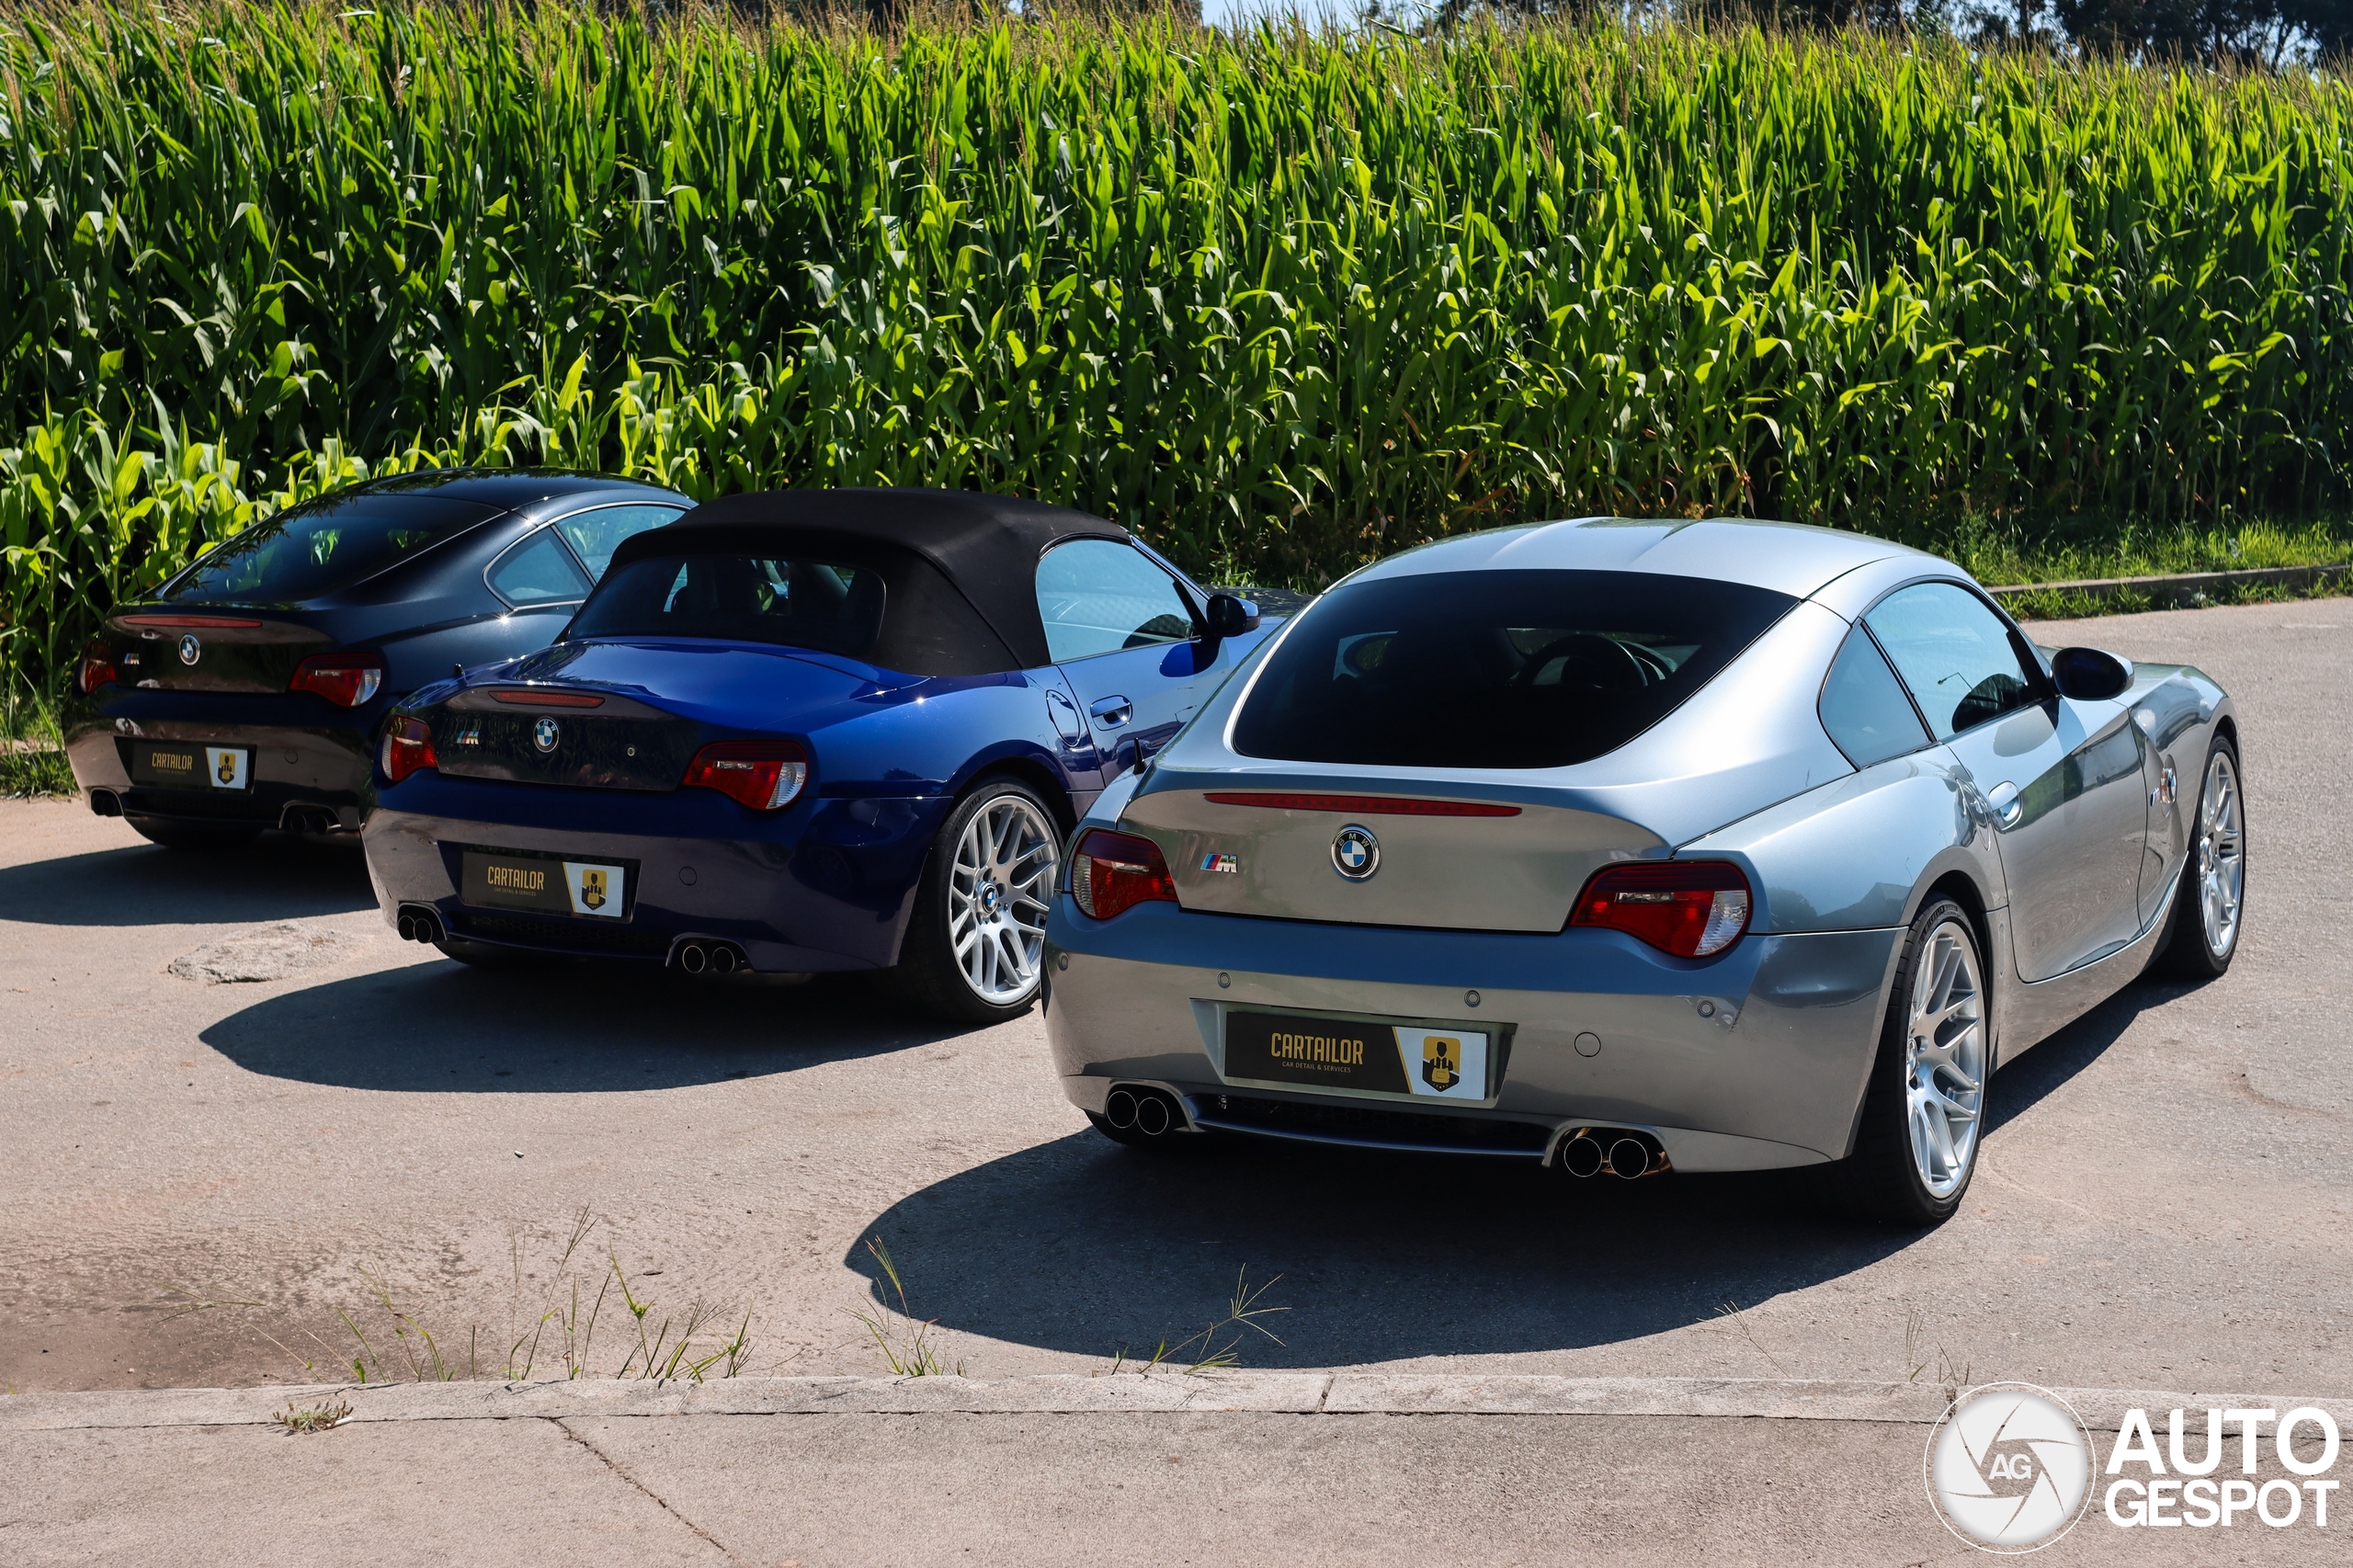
[126,816,264,850]
[2154,735,2245,981]
[896,778,1063,1026]
[1836,897,1990,1226]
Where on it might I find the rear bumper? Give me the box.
[362,772,951,972]
[1041,898,1903,1170]
[65,690,380,827]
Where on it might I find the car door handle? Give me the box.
[1090,696,1133,730]
[1985,780,2022,827]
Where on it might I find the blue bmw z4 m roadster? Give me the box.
[361,487,1281,1021]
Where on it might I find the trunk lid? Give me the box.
[423,639,884,791]
[1120,772,1665,933]
[106,609,333,695]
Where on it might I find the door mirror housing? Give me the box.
[2049,646,2134,702]
[1201,592,1260,641]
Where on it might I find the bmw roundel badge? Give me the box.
[1331,824,1380,881]
[533,716,561,753]
[177,632,202,666]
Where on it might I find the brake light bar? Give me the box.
[118,614,265,629]
[490,689,604,708]
[1202,792,1521,818]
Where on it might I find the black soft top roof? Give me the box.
[609,487,1136,673]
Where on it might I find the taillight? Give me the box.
[1070,829,1178,920]
[682,740,809,812]
[290,653,385,707]
[1571,860,1752,958]
[77,640,119,695]
[381,715,438,784]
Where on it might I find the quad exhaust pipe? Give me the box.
[1557,1128,1665,1180]
[1103,1085,1184,1140]
[88,789,124,818]
[669,938,749,977]
[394,903,445,945]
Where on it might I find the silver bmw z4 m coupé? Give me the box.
[1040,517,2245,1223]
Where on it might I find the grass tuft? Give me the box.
[272,1398,352,1435]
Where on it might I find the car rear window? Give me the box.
[163,494,496,605]
[569,553,888,659]
[1229,568,1798,769]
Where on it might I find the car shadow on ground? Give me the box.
[200,963,958,1092]
[843,976,2181,1366]
[0,833,377,926]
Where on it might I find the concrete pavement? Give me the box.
[2,596,2348,1562]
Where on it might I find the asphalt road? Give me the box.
[1,597,2347,1404]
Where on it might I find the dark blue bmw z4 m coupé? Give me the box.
[361,487,1282,1021]
[65,470,688,847]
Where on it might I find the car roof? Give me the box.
[617,487,1134,671]
[347,469,685,512]
[1351,516,1934,601]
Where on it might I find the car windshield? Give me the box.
[1230,568,1797,768]
[162,494,494,604]
[568,552,887,658]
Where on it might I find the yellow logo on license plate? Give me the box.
[579,868,607,910]
[1421,1035,1462,1091]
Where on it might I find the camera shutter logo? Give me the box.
[1925,1382,2094,1552]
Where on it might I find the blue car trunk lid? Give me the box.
[430,686,699,792]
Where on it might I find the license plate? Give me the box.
[130,741,252,791]
[459,848,633,920]
[1222,1009,1491,1102]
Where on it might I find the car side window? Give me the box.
[487,527,593,608]
[554,505,683,581]
[1863,583,2039,740]
[1819,626,1932,768]
[1035,539,1198,662]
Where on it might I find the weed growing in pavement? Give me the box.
[1105,1267,1289,1376]
[849,1236,961,1378]
[167,1206,757,1385]
[1904,1309,1972,1388]
[1714,1299,1788,1377]
[272,1399,352,1435]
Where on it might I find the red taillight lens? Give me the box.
[1571,860,1753,958]
[381,715,438,784]
[78,640,119,695]
[1069,828,1178,920]
[682,740,809,812]
[290,653,385,708]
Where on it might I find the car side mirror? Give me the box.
[2049,646,2133,702]
[1202,592,1259,641]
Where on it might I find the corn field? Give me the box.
[3,3,2348,695]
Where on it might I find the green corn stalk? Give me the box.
[0,5,2347,699]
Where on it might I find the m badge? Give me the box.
[1200,853,1242,874]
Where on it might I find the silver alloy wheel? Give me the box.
[2195,749,2245,959]
[947,794,1060,1006]
[1904,918,1986,1199]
